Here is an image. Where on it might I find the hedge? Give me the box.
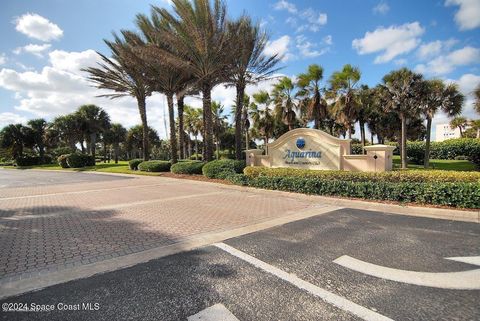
[202,159,246,179]
[129,159,144,170]
[171,161,205,174]
[244,167,480,183]
[65,153,95,168]
[238,175,479,208]
[15,156,41,166]
[138,160,171,172]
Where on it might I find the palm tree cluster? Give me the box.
[84,0,280,163]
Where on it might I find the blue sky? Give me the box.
[0,0,479,139]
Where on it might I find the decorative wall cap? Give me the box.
[363,144,396,151]
[267,128,351,149]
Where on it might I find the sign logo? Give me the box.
[296,137,306,149]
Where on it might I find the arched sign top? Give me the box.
[268,128,351,150]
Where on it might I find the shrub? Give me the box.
[57,154,69,168]
[351,143,364,155]
[51,147,75,158]
[66,153,95,168]
[138,160,171,172]
[15,156,41,166]
[202,159,246,179]
[189,153,203,160]
[129,159,144,170]
[243,167,480,183]
[171,161,205,174]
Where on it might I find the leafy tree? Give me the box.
[475,84,480,115]
[296,64,327,130]
[126,125,160,159]
[184,105,202,160]
[0,124,29,159]
[211,101,227,159]
[104,123,127,163]
[450,116,468,137]
[252,90,275,149]
[26,118,48,162]
[52,114,83,152]
[272,77,297,131]
[357,85,374,148]
[76,105,110,158]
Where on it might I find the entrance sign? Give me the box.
[246,128,395,172]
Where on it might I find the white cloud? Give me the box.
[416,39,457,60]
[352,22,425,63]
[296,35,329,58]
[323,35,333,45]
[0,53,6,65]
[48,49,100,74]
[264,35,292,61]
[394,58,407,66]
[14,13,63,42]
[273,0,297,14]
[415,46,480,75]
[373,1,390,15]
[445,0,480,31]
[13,43,51,57]
[0,112,27,128]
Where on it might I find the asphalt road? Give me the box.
[0,168,130,188]
[1,208,478,321]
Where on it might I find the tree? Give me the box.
[272,77,297,131]
[184,105,202,160]
[450,116,468,137]
[420,79,463,168]
[26,118,48,162]
[226,16,280,159]
[52,114,83,151]
[126,125,160,159]
[76,104,110,158]
[152,0,234,161]
[329,64,361,139]
[381,68,423,169]
[0,124,28,159]
[357,85,374,148]
[84,33,152,160]
[296,64,327,130]
[475,84,480,115]
[104,123,127,163]
[211,101,227,159]
[252,90,275,150]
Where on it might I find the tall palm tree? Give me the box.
[357,85,375,147]
[450,116,468,137]
[151,0,234,161]
[272,77,296,131]
[252,90,275,151]
[381,68,424,169]
[0,124,28,159]
[226,16,280,159]
[52,114,83,151]
[27,118,48,162]
[76,104,110,159]
[420,79,464,168]
[211,101,227,159]
[184,105,202,160]
[104,123,127,163]
[474,84,480,115]
[296,64,327,130]
[84,33,152,160]
[329,64,361,139]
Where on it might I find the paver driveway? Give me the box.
[0,170,316,287]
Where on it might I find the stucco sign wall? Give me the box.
[246,128,395,172]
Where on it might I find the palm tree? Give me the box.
[84,33,152,160]
[420,79,464,168]
[151,0,234,161]
[27,118,48,162]
[296,64,327,130]
[252,90,275,151]
[184,105,202,160]
[76,104,110,159]
[0,124,28,159]
[329,64,361,139]
[357,85,375,148]
[211,101,227,159]
[475,84,480,115]
[381,68,424,169]
[104,123,127,163]
[126,125,160,159]
[52,114,82,151]
[272,77,296,131]
[450,116,468,137]
[226,16,280,159]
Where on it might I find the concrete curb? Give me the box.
[0,205,340,300]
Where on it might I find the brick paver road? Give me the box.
[0,170,313,285]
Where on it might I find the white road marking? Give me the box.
[334,255,480,290]
[188,303,240,321]
[215,242,393,321]
[446,256,480,266]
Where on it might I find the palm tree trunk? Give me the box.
[103,140,107,163]
[90,133,96,158]
[359,121,366,153]
[202,83,214,162]
[424,116,432,169]
[245,130,249,152]
[177,95,185,160]
[234,83,245,160]
[216,136,220,160]
[370,132,374,145]
[195,135,199,160]
[114,143,119,164]
[137,95,149,161]
[400,113,407,169]
[167,94,178,164]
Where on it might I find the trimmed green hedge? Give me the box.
[202,159,246,179]
[15,156,41,166]
[171,161,205,174]
[129,159,143,170]
[138,160,171,172]
[238,175,479,208]
[66,153,95,168]
[244,167,480,183]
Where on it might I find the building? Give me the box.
[435,123,463,142]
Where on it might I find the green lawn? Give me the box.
[392,155,476,171]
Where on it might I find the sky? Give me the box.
[0,0,479,140]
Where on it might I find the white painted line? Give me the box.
[215,243,393,321]
[446,256,480,266]
[334,255,480,290]
[188,303,239,321]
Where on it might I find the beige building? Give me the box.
[435,123,465,141]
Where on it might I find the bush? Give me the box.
[171,161,205,174]
[129,159,144,170]
[66,153,95,168]
[57,154,69,168]
[138,160,171,172]
[242,175,479,208]
[51,147,75,158]
[351,143,364,155]
[202,159,246,179]
[15,156,41,166]
[244,167,480,183]
[189,154,203,160]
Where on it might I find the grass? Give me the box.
[392,156,476,171]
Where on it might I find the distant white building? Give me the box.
[435,123,465,141]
